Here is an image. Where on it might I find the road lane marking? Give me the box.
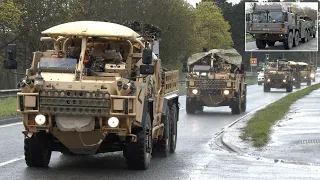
[0,156,24,167]
[179,108,185,111]
[0,122,22,129]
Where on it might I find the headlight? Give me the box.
[304,76,307,79]
[223,90,230,95]
[267,79,271,82]
[293,78,295,81]
[310,74,315,78]
[192,89,198,94]
[35,114,46,125]
[108,117,119,128]
[283,79,286,82]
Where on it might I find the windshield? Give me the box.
[252,11,283,23]
[39,57,77,71]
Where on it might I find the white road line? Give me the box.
[0,156,24,167]
[0,122,22,129]
[179,108,185,111]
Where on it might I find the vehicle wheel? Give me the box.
[155,106,171,157]
[284,31,293,49]
[169,104,178,153]
[302,30,308,43]
[313,78,315,82]
[293,31,299,47]
[306,30,309,42]
[295,82,301,89]
[241,85,247,112]
[307,80,311,86]
[256,40,266,49]
[24,132,52,167]
[286,85,293,92]
[258,82,262,85]
[197,106,204,112]
[126,114,152,170]
[267,41,275,46]
[263,84,270,92]
[186,101,195,114]
[231,97,241,115]
[313,33,316,38]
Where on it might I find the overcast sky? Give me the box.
[186,0,319,9]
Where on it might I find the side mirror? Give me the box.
[4,44,18,70]
[140,64,154,75]
[142,49,153,64]
[284,12,288,21]
[182,62,188,73]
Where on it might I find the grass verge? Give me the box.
[241,83,320,147]
[0,97,17,119]
[246,77,257,85]
[246,34,253,41]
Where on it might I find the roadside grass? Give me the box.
[179,84,186,95]
[246,77,257,85]
[241,83,320,147]
[0,97,17,118]
[246,34,253,41]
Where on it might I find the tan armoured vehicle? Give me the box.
[263,59,293,92]
[3,21,180,170]
[288,61,301,89]
[296,62,312,86]
[182,49,246,114]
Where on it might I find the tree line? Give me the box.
[0,0,233,89]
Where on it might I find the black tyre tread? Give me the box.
[186,102,195,114]
[24,133,52,167]
[169,104,178,153]
[241,85,247,112]
[156,106,171,157]
[126,114,152,170]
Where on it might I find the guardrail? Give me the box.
[0,89,21,98]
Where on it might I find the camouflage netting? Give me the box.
[187,49,242,68]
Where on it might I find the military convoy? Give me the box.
[182,49,247,114]
[249,3,316,50]
[263,59,293,92]
[4,21,180,170]
[296,62,312,86]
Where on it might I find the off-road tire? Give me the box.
[197,106,204,112]
[256,40,266,49]
[293,31,299,47]
[24,132,52,167]
[169,104,178,153]
[231,97,241,115]
[306,30,309,42]
[186,101,195,114]
[313,33,316,38]
[241,85,247,112]
[307,79,311,86]
[155,106,171,157]
[286,85,293,92]
[263,85,270,92]
[126,114,152,170]
[302,30,308,43]
[295,82,301,89]
[313,78,315,82]
[267,41,275,47]
[284,31,293,49]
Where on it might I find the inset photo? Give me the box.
[245,2,318,51]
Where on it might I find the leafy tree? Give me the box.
[194,2,233,50]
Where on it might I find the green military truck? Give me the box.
[296,62,312,86]
[249,4,316,50]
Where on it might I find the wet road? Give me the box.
[1,84,320,180]
[245,37,318,51]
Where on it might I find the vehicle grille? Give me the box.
[194,79,227,90]
[39,89,110,115]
